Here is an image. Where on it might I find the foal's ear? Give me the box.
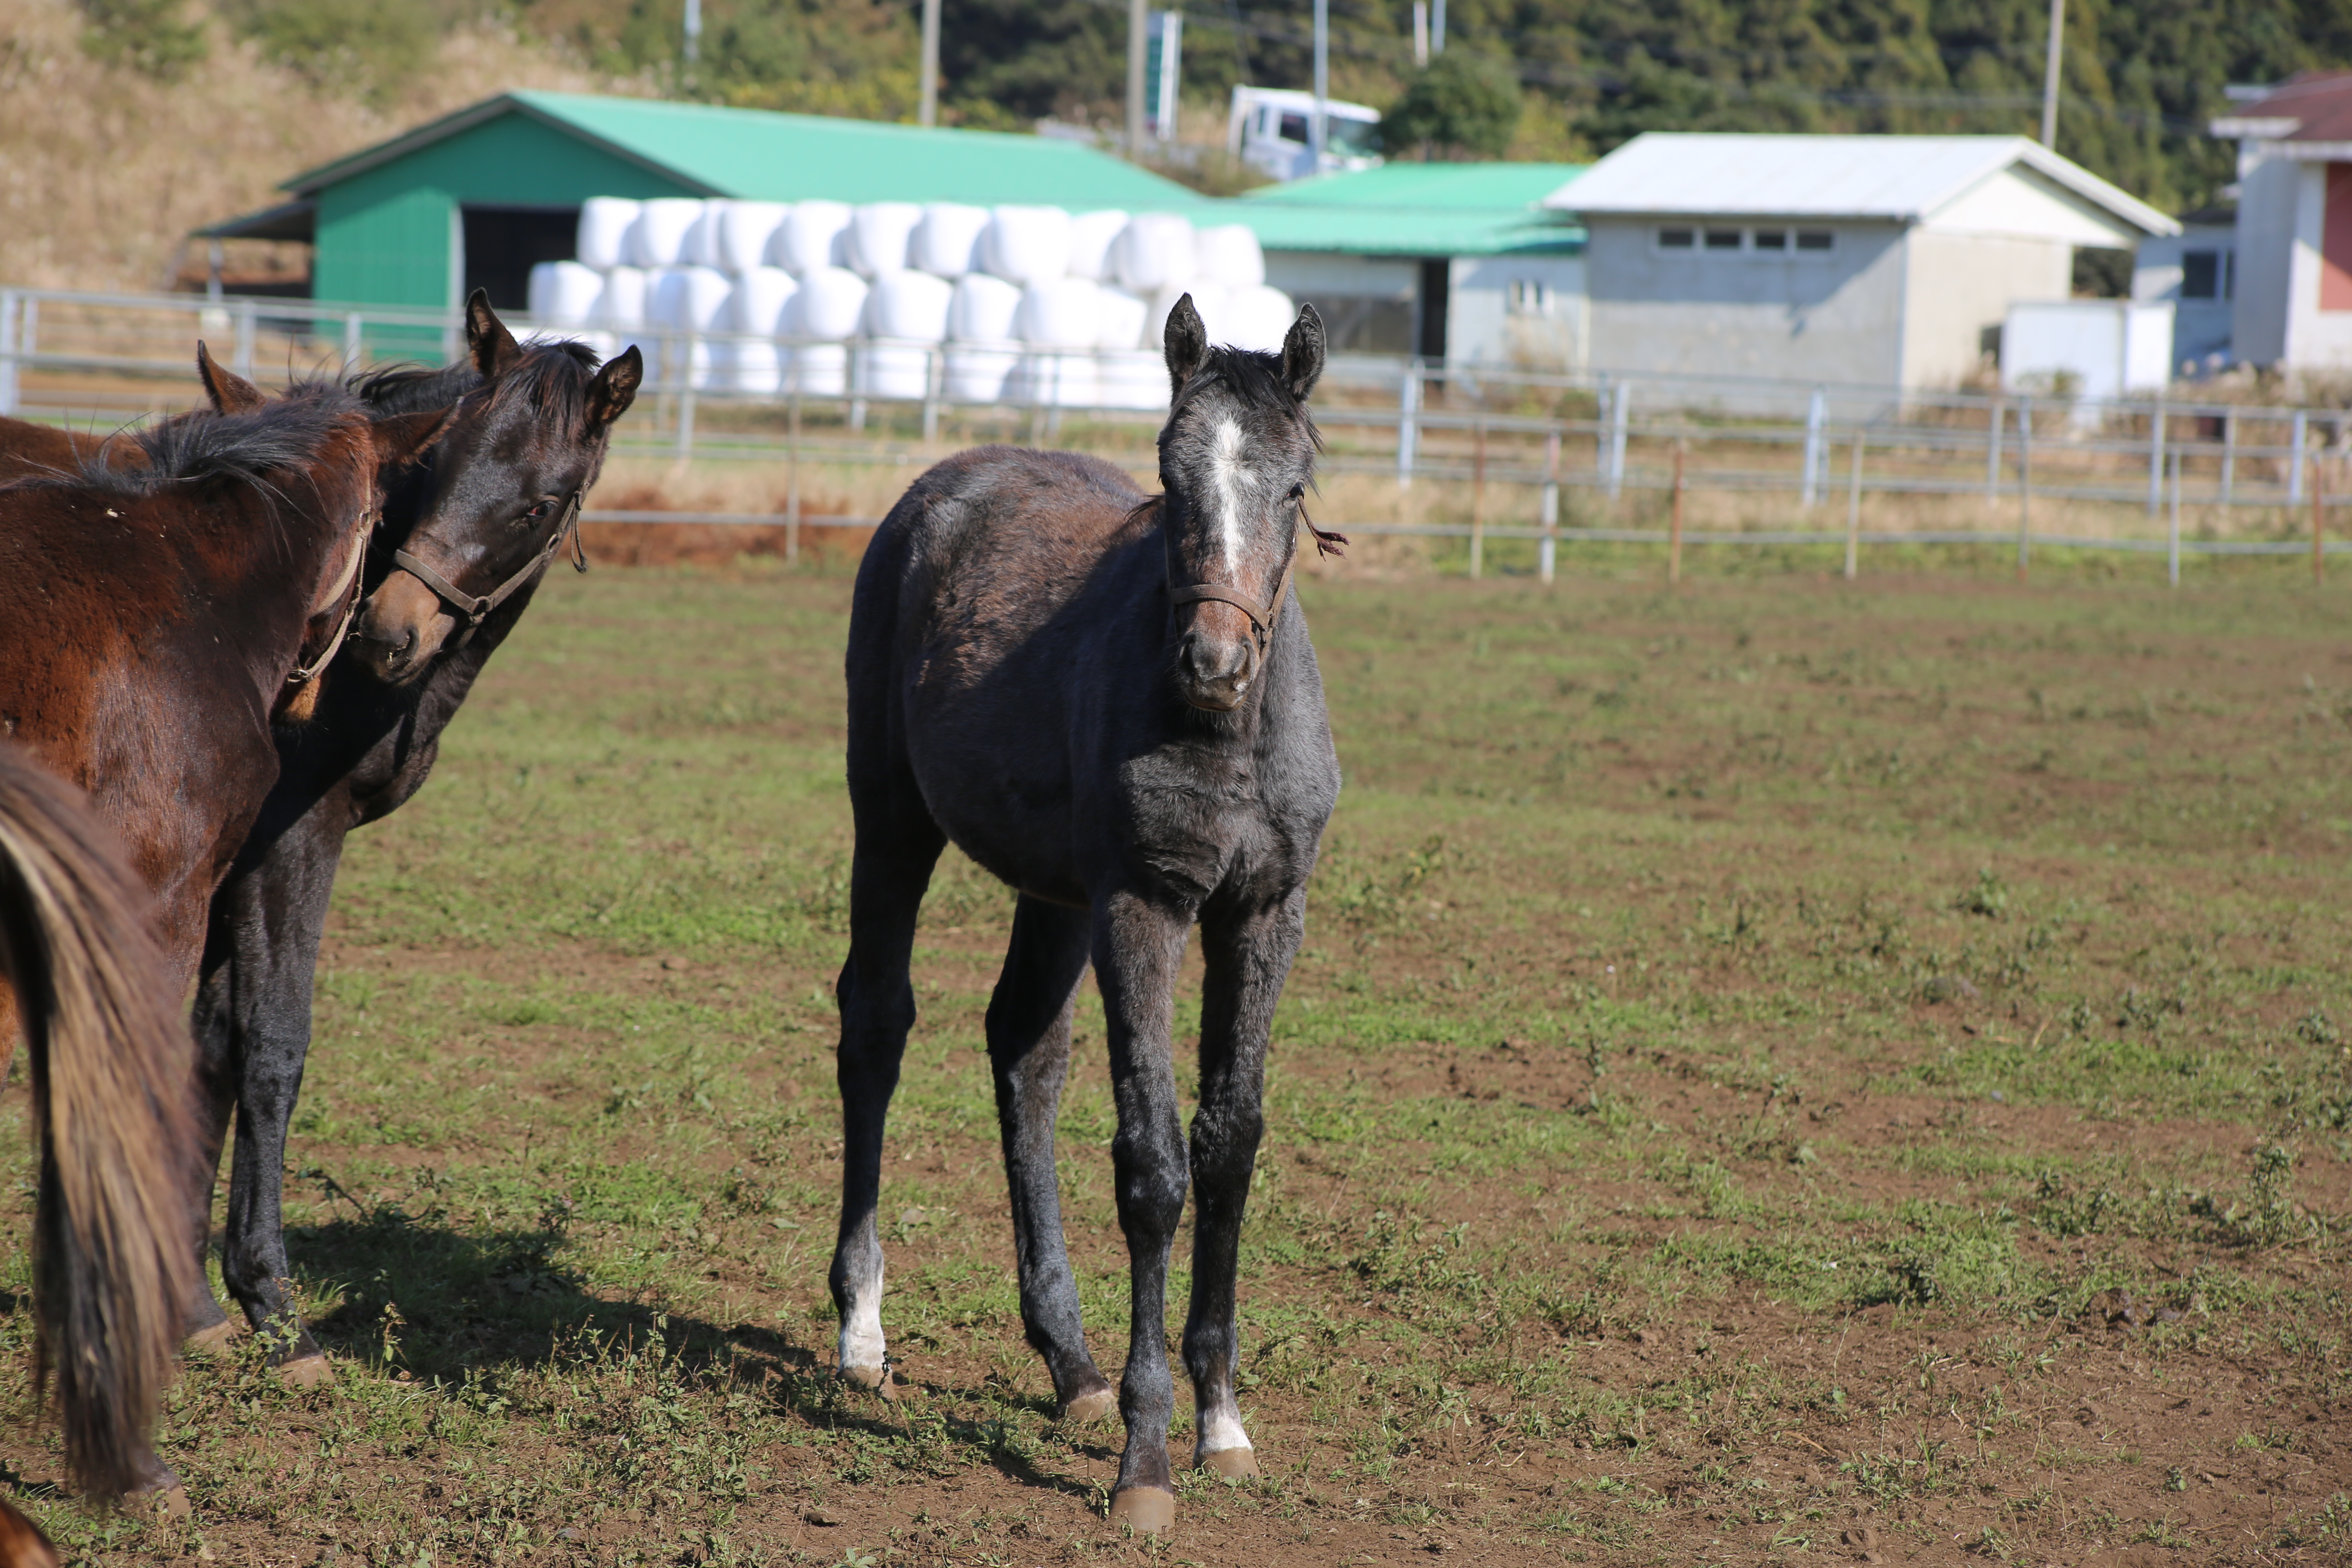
[586,344,642,430]
[466,290,523,379]
[1163,292,1209,396]
[1281,304,1326,402]
[369,405,457,469]
[195,342,267,415]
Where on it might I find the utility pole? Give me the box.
[1311,0,1328,169]
[2040,0,2064,149]
[683,0,700,65]
[1127,0,1148,158]
[1412,0,1428,67]
[1432,0,1446,55]
[918,0,940,125]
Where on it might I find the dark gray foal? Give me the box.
[831,296,1341,1531]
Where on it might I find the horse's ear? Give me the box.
[195,342,266,415]
[370,405,457,468]
[586,345,642,430]
[1163,292,1209,395]
[1281,304,1325,402]
[466,289,523,379]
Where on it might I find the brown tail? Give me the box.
[0,742,197,1500]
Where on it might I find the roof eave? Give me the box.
[193,199,317,242]
[2210,116,2301,139]
[2008,142,2181,236]
[281,91,723,197]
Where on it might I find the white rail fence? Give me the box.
[7,285,2350,580]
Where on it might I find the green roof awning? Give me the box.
[1231,162,1589,256]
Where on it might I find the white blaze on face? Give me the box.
[1207,416,1253,574]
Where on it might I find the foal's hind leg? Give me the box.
[1183,891,1305,1480]
[829,811,945,1390]
[987,895,1115,1422]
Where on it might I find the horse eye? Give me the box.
[520,500,552,522]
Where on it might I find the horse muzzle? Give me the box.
[348,572,455,685]
[1176,626,1258,711]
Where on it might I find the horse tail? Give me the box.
[0,741,197,1499]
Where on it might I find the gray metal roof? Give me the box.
[1545,133,2177,237]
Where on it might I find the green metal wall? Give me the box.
[312,113,699,310]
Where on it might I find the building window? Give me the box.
[2180,250,2219,299]
[1507,279,1555,316]
[1753,228,1788,252]
[1658,227,1695,249]
[1795,230,1834,252]
[1704,227,1743,250]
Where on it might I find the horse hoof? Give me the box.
[127,1484,190,1523]
[274,1354,334,1389]
[1058,1386,1117,1425]
[1107,1486,1175,1533]
[1200,1446,1259,1479]
[840,1364,898,1400]
[184,1320,238,1355]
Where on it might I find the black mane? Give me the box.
[357,337,601,436]
[74,381,365,495]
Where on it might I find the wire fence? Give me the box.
[9,284,2350,582]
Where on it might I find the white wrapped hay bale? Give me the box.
[1097,349,1171,410]
[718,202,791,274]
[529,261,605,327]
[681,201,731,269]
[850,202,925,278]
[791,343,850,396]
[1009,351,1098,408]
[792,267,871,341]
[857,344,938,400]
[729,267,800,336]
[1095,287,1152,352]
[1065,210,1131,282]
[650,266,735,332]
[1213,284,1296,353]
[1194,225,1267,290]
[717,340,786,394]
[945,341,1021,402]
[982,205,1072,285]
[867,270,954,343]
[577,198,643,271]
[1114,213,1197,293]
[912,203,991,277]
[949,273,1023,343]
[593,266,651,331]
[1016,278,1103,349]
[774,200,854,276]
[631,199,707,268]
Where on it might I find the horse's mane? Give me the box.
[1168,345,1325,452]
[68,381,366,496]
[356,337,601,437]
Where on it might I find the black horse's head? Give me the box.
[1155,296,1327,713]
[348,293,641,684]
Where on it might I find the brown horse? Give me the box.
[0,740,197,1517]
[0,345,262,486]
[0,376,445,1496]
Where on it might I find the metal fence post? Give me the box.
[1844,425,1865,581]
[2016,393,2034,580]
[1986,398,2003,508]
[1396,362,1419,486]
[675,333,698,459]
[0,290,16,416]
[1592,375,1610,486]
[1608,379,1631,501]
[786,360,803,566]
[343,312,364,374]
[2292,410,2310,506]
[2167,448,2182,588]
[1802,386,1826,507]
[2220,410,2236,508]
[233,299,258,379]
[1539,428,1560,586]
[2146,398,2165,518]
[922,344,941,445]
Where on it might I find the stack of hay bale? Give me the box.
[528,198,1292,410]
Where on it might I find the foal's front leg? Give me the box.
[1092,888,1194,1531]
[1184,891,1303,1479]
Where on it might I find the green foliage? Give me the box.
[76,0,206,80]
[1380,50,1525,159]
[218,0,438,98]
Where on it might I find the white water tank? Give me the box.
[983,206,1073,286]
[945,342,1021,402]
[1212,284,1296,353]
[913,203,991,277]
[593,267,650,331]
[774,201,854,276]
[576,198,642,271]
[650,266,735,332]
[850,202,925,278]
[858,344,937,400]
[1017,278,1102,349]
[1098,349,1171,410]
[1096,287,1152,352]
[867,270,954,343]
[792,343,850,396]
[1010,352,1098,408]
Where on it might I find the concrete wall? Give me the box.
[1900,229,2070,387]
[313,112,694,309]
[1446,254,1588,373]
[1583,218,1907,386]
[1263,252,1417,355]
[2230,151,2298,366]
[2277,160,2352,372]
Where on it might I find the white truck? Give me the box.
[1227,87,1383,183]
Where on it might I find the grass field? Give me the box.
[3,549,2350,1566]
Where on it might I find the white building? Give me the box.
[2130,205,2237,374]
[1541,133,2178,391]
[2211,74,2352,372]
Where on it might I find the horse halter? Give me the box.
[389,490,587,652]
[1164,508,1346,657]
[286,517,372,688]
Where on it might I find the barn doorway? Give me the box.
[461,206,580,313]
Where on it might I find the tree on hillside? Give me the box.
[76,0,207,81]
[1380,50,1523,158]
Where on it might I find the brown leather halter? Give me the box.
[389,490,587,652]
[1165,510,1345,655]
[286,519,372,688]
